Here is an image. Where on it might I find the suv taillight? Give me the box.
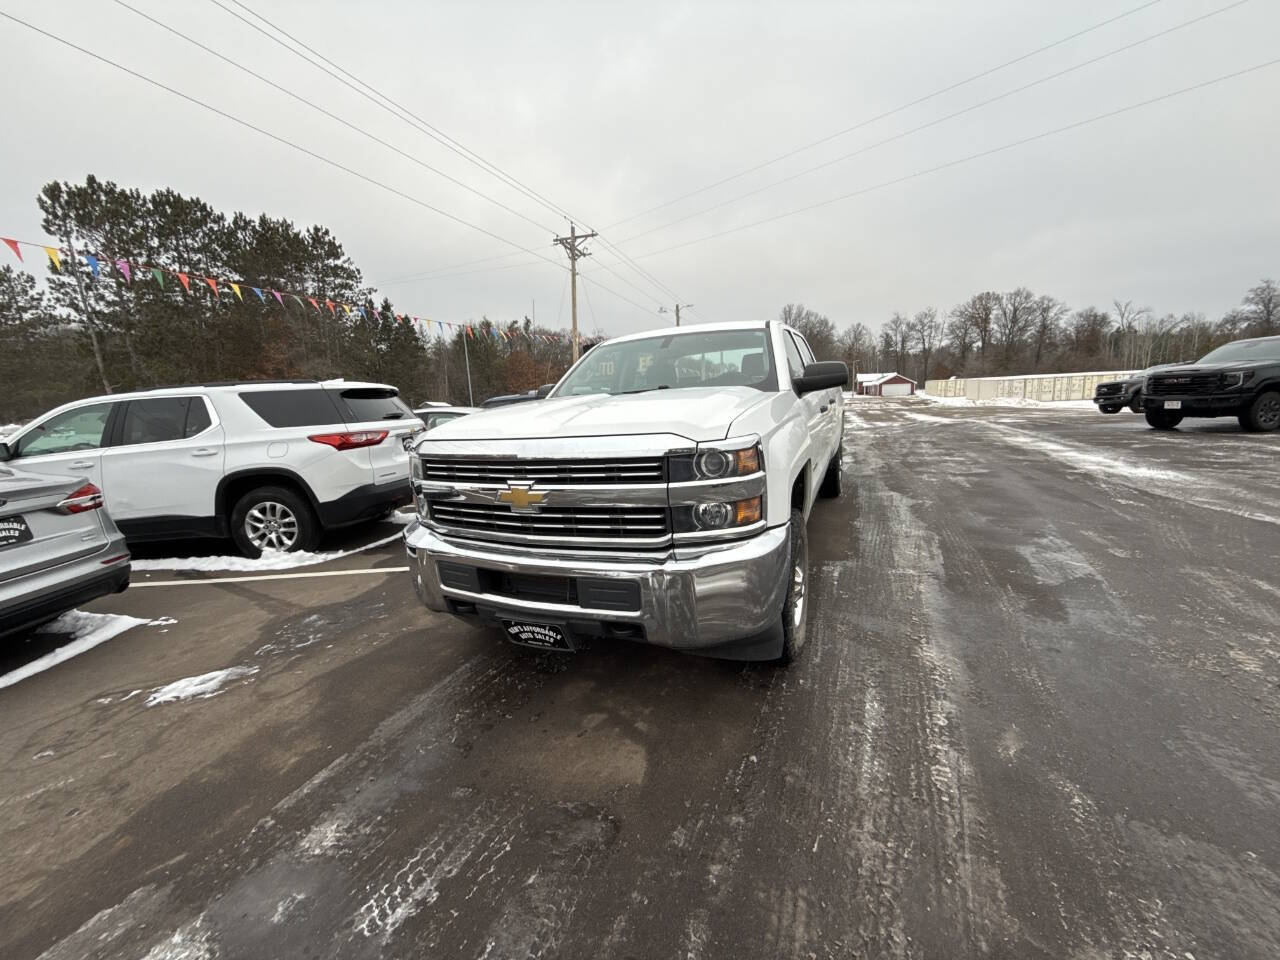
[308,431,389,451]
[58,482,105,513]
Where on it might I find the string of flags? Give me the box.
[1,235,581,346]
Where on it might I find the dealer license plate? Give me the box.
[1165,400,1182,410]
[0,515,33,549]
[503,621,572,651]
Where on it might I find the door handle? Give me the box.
[191,448,219,457]
[69,460,94,469]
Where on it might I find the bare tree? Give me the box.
[1225,279,1280,337]
[910,308,942,383]
[885,312,911,374]
[779,303,837,358]
[1030,294,1067,370]
[995,287,1036,366]
[951,292,998,371]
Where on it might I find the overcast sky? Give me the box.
[1,0,1277,340]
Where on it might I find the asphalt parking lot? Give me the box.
[3,398,1278,960]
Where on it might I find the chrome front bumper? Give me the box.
[403,521,790,656]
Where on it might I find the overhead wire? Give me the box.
[603,0,1173,231]
[626,57,1280,262]
[0,11,667,320]
[616,0,1253,246]
[215,0,693,313]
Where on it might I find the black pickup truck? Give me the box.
[1142,335,1280,431]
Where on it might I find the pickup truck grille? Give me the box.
[1095,382,1124,397]
[421,457,665,485]
[1147,374,1218,396]
[428,501,671,544]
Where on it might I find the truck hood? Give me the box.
[1149,360,1274,376]
[427,387,770,443]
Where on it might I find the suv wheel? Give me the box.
[777,509,809,663]
[818,445,843,498]
[230,486,319,556]
[1239,391,1280,432]
[1144,409,1183,430]
[1099,404,1121,415]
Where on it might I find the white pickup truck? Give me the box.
[403,320,849,662]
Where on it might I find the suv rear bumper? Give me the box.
[403,521,790,659]
[318,480,412,528]
[1144,393,1246,416]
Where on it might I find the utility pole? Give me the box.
[553,222,597,362]
[660,303,694,328]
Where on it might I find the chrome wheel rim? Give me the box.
[245,501,299,551]
[792,531,808,635]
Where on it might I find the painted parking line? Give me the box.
[133,567,411,588]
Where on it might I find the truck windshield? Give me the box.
[1197,338,1280,363]
[553,329,776,397]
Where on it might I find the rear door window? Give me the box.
[239,389,344,428]
[120,397,200,445]
[330,388,414,423]
[184,397,213,437]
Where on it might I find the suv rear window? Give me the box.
[331,388,414,423]
[239,389,344,428]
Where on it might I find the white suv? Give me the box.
[0,380,423,555]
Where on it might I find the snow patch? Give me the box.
[146,666,258,706]
[920,392,1097,410]
[131,530,403,573]
[0,611,154,691]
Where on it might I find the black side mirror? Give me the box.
[536,383,556,398]
[793,361,849,395]
[0,441,11,463]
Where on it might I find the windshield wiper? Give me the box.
[618,385,671,395]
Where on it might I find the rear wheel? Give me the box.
[818,445,843,498]
[1239,391,1280,432]
[1145,409,1183,430]
[776,509,809,664]
[230,486,320,557]
[1129,392,1143,413]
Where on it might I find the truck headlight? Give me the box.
[410,456,423,480]
[1222,371,1253,389]
[670,438,763,482]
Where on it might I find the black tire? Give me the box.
[1129,392,1143,413]
[1239,391,1280,432]
[776,508,809,664]
[817,445,843,498]
[1099,405,1121,415]
[1144,409,1183,430]
[229,485,320,557]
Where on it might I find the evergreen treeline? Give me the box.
[1,176,578,421]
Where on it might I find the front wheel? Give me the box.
[1145,409,1183,430]
[1129,392,1144,413]
[776,509,809,664]
[1099,404,1121,415]
[230,486,320,557]
[1239,391,1280,432]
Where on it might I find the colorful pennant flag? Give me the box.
[290,294,303,309]
[251,286,264,302]
[2,238,21,262]
[44,246,62,271]
[272,290,284,306]
[84,254,100,278]
[205,277,219,296]
[177,272,191,292]
[308,297,320,311]
[230,282,242,300]
[326,299,335,315]
[115,259,131,282]
[151,267,164,286]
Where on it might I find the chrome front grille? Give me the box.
[421,456,665,485]
[428,501,671,546]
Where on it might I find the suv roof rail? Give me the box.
[139,379,321,391]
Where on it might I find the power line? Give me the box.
[211,0,697,315]
[617,0,1252,246]
[213,0,577,227]
[604,0,1172,231]
[0,11,566,272]
[627,57,1280,262]
[374,251,529,287]
[109,0,558,236]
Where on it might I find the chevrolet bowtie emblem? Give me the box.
[497,484,546,513]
